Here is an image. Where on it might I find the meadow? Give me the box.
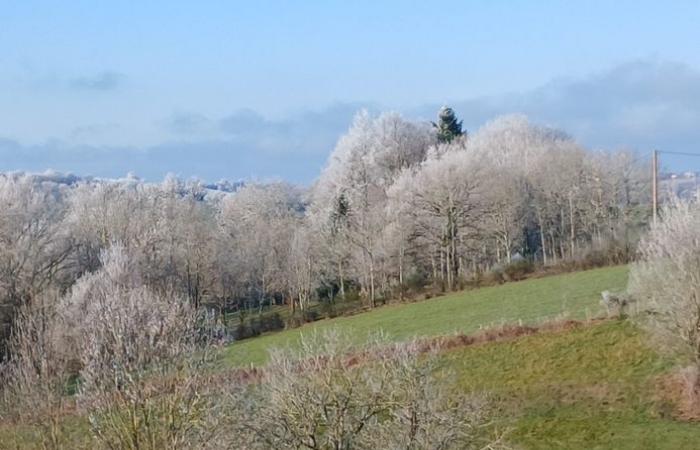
[221,266,629,367]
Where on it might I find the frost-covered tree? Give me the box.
[0,174,72,357]
[219,182,304,311]
[313,110,435,306]
[390,147,485,290]
[0,110,653,358]
[629,201,700,367]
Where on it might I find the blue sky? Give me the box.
[2,0,700,183]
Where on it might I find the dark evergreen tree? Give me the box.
[330,192,350,234]
[433,106,464,143]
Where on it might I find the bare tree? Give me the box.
[390,148,485,291]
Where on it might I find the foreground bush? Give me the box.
[629,201,700,397]
[0,291,75,449]
[1,246,222,449]
[226,331,502,449]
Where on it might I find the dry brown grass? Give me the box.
[655,366,700,422]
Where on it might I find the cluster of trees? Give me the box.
[312,111,650,303]
[0,109,651,355]
[0,107,662,448]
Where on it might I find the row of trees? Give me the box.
[0,109,651,355]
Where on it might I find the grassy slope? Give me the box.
[221,266,629,366]
[445,320,700,449]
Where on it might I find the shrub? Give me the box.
[284,309,320,329]
[224,330,502,449]
[404,270,429,293]
[62,246,222,449]
[1,245,223,449]
[486,267,506,285]
[0,291,76,449]
[629,200,700,402]
[233,312,286,340]
[503,259,535,281]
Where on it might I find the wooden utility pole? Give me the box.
[652,149,658,225]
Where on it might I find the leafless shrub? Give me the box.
[225,330,503,450]
[56,245,222,449]
[1,245,222,449]
[629,200,700,402]
[0,290,76,449]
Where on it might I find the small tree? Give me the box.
[629,200,700,397]
[434,106,464,143]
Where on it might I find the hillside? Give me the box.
[221,266,629,367]
[447,320,698,449]
[7,265,700,449]
[215,265,700,448]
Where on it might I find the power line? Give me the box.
[657,150,700,158]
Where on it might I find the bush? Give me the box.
[486,267,506,285]
[404,270,429,293]
[233,312,285,341]
[1,246,222,449]
[503,259,535,281]
[224,331,502,449]
[64,247,220,449]
[285,309,320,329]
[600,290,631,318]
[252,312,285,334]
[234,323,261,340]
[629,200,700,403]
[0,292,75,448]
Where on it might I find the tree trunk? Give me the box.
[569,193,576,259]
[369,256,376,308]
[338,259,345,300]
[398,251,404,301]
[537,211,548,265]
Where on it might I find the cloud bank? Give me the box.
[2,60,699,183]
[431,60,700,155]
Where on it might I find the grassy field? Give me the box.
[220,265,629,366]
[446,319,700,449]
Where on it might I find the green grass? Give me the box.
[443,320,700,449]
[0,416,92,450]
[221,265,629,366]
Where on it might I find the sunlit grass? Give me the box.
[443,320,700,449]
[220,265,629,366]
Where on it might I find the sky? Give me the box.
[1,0,700,183]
